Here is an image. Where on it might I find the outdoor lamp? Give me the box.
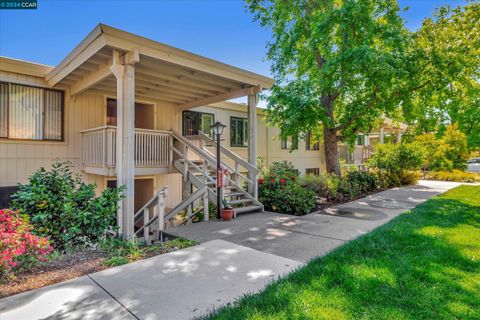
[210,121,226,219]
[211,121,226,136]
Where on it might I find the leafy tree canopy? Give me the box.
[247,0,411,173]
[404,2,480,150]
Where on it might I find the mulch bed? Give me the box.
[0,243,190,299]
[0,250,109,299]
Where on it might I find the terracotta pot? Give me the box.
[220,208,234,221]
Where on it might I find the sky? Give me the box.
[0,0,469,105]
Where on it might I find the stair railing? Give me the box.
[133,186,168,244]
[170,130,262,208]
[191,131,259,195]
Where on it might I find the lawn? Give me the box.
[206,185,480,320]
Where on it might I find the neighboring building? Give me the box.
[0,24,406,241]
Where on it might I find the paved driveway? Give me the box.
[0,180,460,320]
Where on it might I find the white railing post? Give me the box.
[143,207,150,244]
[203,189,209,222]
[183,144,189,181]
[234,162,239,185]
[202,162,209,221]
[169,135,174,168]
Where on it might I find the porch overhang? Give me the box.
[46,24,274,107]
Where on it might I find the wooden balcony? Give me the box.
[81,126,173,176]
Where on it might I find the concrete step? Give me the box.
[224,191,244,197]
[233,205,263,214]
[229,198,254,205]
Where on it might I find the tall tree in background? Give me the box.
[246,0,410,174]
[407,2,480,150]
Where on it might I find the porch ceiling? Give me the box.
[48,24,274,107]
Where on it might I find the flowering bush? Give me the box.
[259,161,316,215]
[1,209,52,280]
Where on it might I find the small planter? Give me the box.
[220,208,234,221]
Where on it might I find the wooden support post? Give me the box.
[110,49,139,239]
[396,132,402,143]
[247,91,259,198]
[379,127,385,144]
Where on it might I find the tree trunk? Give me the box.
[323,127,340,175]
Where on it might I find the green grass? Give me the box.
[206,185,480,320]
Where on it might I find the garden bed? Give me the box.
[0,238,197,298]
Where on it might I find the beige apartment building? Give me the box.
[0,24,405,241]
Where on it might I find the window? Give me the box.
[306,168,320,176]
[305,131,319,150]
[230,117,248,147]
[356,134,365,145]
[182,111,215,138]
[281,135,298,150]
[200,113,214,138]
[0,82,64,141]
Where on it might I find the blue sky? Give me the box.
[0,0,468,105]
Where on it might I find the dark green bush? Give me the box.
[11,161,124,251]
[299,171,378,201]
[368,142,424,188]
[259,161,316,215]
[345,171,378,194]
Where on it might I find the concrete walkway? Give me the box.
[168,180,461,262]
[0,180,460,320]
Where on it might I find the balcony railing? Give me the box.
[81,126,173,176]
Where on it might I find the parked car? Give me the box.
[467,158,480,173]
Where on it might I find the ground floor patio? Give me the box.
[0,180,460,320]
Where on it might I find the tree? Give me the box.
[247,0,410,174]
[406,2,480,150]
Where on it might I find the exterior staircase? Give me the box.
[134,130,263,244]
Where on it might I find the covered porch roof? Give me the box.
[47,24,274,108]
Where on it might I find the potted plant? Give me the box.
[220,199,234,221]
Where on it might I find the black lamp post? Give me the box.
[210,121,226,219]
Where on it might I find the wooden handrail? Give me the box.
[134,186,168,220]
[196,131,259,174]
[80,125,171,135]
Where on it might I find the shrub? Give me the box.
[368,142,424,188]
[104,256,129,267]
[299,174,337,199]
[398,170,421,185]
[261,183,316,215]
[426,170,480,183]
[414,125,470,171]
[299,171,379,202]
[0,209,52,280]
[11,161,124,251]
[259,162,316,215]
[345,171,378,194]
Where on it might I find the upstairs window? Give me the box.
[281,135,298,150]
[305,130,319,150]
[182,110,215,138]
[0,82,64,141]
[230,117,248,147]
[356,134,365,145]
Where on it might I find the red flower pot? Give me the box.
[220,208,234,221]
